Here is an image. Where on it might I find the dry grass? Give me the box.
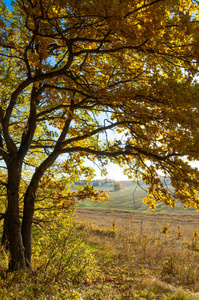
[1,208,199,299]
[75,208,199,299]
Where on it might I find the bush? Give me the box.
[113,181,123,191]
[0,207,98,299]
[32,207,97,284]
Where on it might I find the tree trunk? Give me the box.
[6,162,26,270]
[21,153,60,267]
[7,205,26,270]
[1,211,9,250]
[21,190,35,267]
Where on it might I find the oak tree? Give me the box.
[1,0,199,270]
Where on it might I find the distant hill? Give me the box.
[77,180,197,213]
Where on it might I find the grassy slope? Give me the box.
[75,208,199,299]
[78,180,197,213]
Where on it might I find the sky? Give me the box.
[4,0,12,9]
[89,161,129,181]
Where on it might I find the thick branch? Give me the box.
[60,146,179,162]
[125,0,164,18]
[18,85,38,160]
[2,40,74,155]
[62,121,139,147]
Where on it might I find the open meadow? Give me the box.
[1,181,199,299]
[74,207,199,299]
[78,180,198,214]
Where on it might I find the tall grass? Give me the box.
[75,209,199,299]
[1,207,199,299]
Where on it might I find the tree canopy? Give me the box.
[114,181,123,191]
[1,0,199,270]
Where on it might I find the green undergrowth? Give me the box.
[1,209,199,299]
[0,208,97,300]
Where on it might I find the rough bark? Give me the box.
[21,155,58,267]
[1,211,9,250]
[21,190,35,267]
[6,160,26,270]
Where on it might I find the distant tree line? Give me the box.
[73,179,114,187]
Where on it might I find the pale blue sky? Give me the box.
[4,0,12,9]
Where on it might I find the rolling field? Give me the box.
[75,207,199,240]
[78,180,197,213]
[1,180,199,300]
[74,180,199,298]
[74,207,199,299]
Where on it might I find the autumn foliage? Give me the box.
[0,0,199,270]
[114,181,123,191]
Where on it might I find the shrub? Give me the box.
[32,207,97,284]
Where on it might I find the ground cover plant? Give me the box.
[1,208,199,299]
[0,206,97,299]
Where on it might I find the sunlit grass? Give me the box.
[1,208,199,299]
